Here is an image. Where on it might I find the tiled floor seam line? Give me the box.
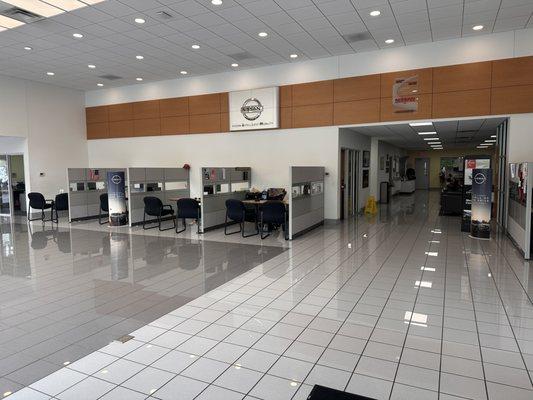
[477,238,533,388]
[47,218,380,400]
[460,233,490,399]
[384,212,443,399]
[181,217,405,399]
[342,211,433,394]
[437,217,451,400]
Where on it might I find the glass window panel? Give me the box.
[166,181,188,191]
[232,182,250,192]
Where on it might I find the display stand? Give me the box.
[461,155,491,232]
[507,162,532,259]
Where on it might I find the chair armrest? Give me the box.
[163,204,173,210]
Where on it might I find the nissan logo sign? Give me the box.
[474,173,486,185]
[240,98,264,121]
[111,174,122,185]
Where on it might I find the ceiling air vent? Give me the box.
[228,52,255,61]
[98,74,122,81]
[155,10,173,19]
[342,32,372,43]
[1,7,43,24]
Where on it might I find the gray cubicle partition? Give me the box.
[200,167,251,232]
[289,166,325,240]
[67,168,125,221]
[128,167,190,226]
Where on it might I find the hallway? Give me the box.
[1,191,533,399]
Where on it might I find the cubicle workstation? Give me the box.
[507,162,532,259]
[67,168,122,221]
[200,167,251,232]
[127,167,190,226]
[289,166,325,240]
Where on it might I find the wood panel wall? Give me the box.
[87,56,533,140]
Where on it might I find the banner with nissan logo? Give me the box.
[229,87,279,131]
[470,168,492,239]
[107,171,128,226]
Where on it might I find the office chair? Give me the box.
[143,196,176,231]
[224,199,258,237]
[53,193,69,223]
[27,192,54,222]
[267,188,287,201]
[259,201,288,240]
[99,193,109,225]
[175,198,201,234]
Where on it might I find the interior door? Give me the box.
[0,155,11,215]
[415,158,430,190]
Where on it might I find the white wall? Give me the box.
[87,127,340,219]
[339,129,371,212]
[508,114,533,163]
[376,141,407,201]
[86,28,533,107]
[0,76,88,198]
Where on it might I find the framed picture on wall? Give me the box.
[362,170,369,188]
[363,151,370,168]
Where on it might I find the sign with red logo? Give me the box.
[392,75,418,113]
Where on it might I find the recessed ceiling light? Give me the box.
[97,83,104,87]
[46,72,55,76]
[485,139,497,143]
[258,32,268,37]
[73,33,83,38]
[290,53,298,59]
[180,70,188,75]
[136,77,143,81]
[88,64,96,69]
[385,39,395,44]
[477,146,488,148]
[491,135,496,138]
[418,131,437,135]
[136,55,144,60]
[24,46,32,50]
[231,63,239,67]
[370,10,381,17]
[134,17,145,24]
[3,392,13,397]
[410,122,433,127]
[473,25,484,31]
[191,44,200,49]
[0,15,24,28]
[424,138,439,141]
[211,0,223,4]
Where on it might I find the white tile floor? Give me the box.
[4,191,533,399]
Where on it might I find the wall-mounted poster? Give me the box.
[362,170,369,188]
[380,156,385,171]
[392,75,419,113]
[229,87,279,131]
[363,151,370,168]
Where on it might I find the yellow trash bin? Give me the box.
[364,196,378,215]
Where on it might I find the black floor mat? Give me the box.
[307,385,377,400]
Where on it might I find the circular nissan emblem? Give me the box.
[240,98,263,121]
[111,175,122,185]
[474,173,486,185]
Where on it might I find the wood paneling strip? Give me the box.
[433,89,491,118]
[492,57,533,87]
[189,94,221,115]
[161,116,189,135]
[87,122,109,139]
[380,94,432,122]
[491,85,533,114]
[109,120,134,138]
[280,86,292,107]
[160,97,189,117]
[292,81,333,106]
[433,62,492,93]
[86,106,108,124]
[189,113,221,133]
[334,99,380,125]
[133,118,160,136]
[132,100,160,120]
[292,104,333,128]
[108,103,133,122]
[280,107,292,129]
[334,75,380,102]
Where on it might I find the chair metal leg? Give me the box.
[158,214,176,231]
[143,212,157,230]
[242,221,259,238]
[224,212,241,235]
[260,216,270,239]
[176,218,186,234]
[99,208,108,225]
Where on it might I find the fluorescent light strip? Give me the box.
[42,0,86,11]
[3,0,64,17]
[0,15,24,28]
[418,131,437,135]
[424,138,439,141]
[410,122,433,127]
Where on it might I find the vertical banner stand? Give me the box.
[470,168,492,240]
[106,171,128,226]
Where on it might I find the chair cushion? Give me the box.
[160,209,174,217]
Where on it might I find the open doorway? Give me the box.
[340,148,358,220]
[0,136,27,217]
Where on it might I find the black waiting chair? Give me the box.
[224,199,258,237]
[53,193,69,223]
[99,193,109,225]
[27,192,54,222]
[176,198,201,234]
[143,196,176,231]
[266,188,287,201]
[259,201,288,240]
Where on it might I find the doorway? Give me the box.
[340,148,358,219]
[0,153,26,217]
[0,155,10,215]
[415,158,430,190]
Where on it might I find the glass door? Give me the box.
[0,155,11,215]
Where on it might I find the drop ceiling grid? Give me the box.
[0,0,530,90]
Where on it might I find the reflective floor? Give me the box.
[2,191,533,399]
